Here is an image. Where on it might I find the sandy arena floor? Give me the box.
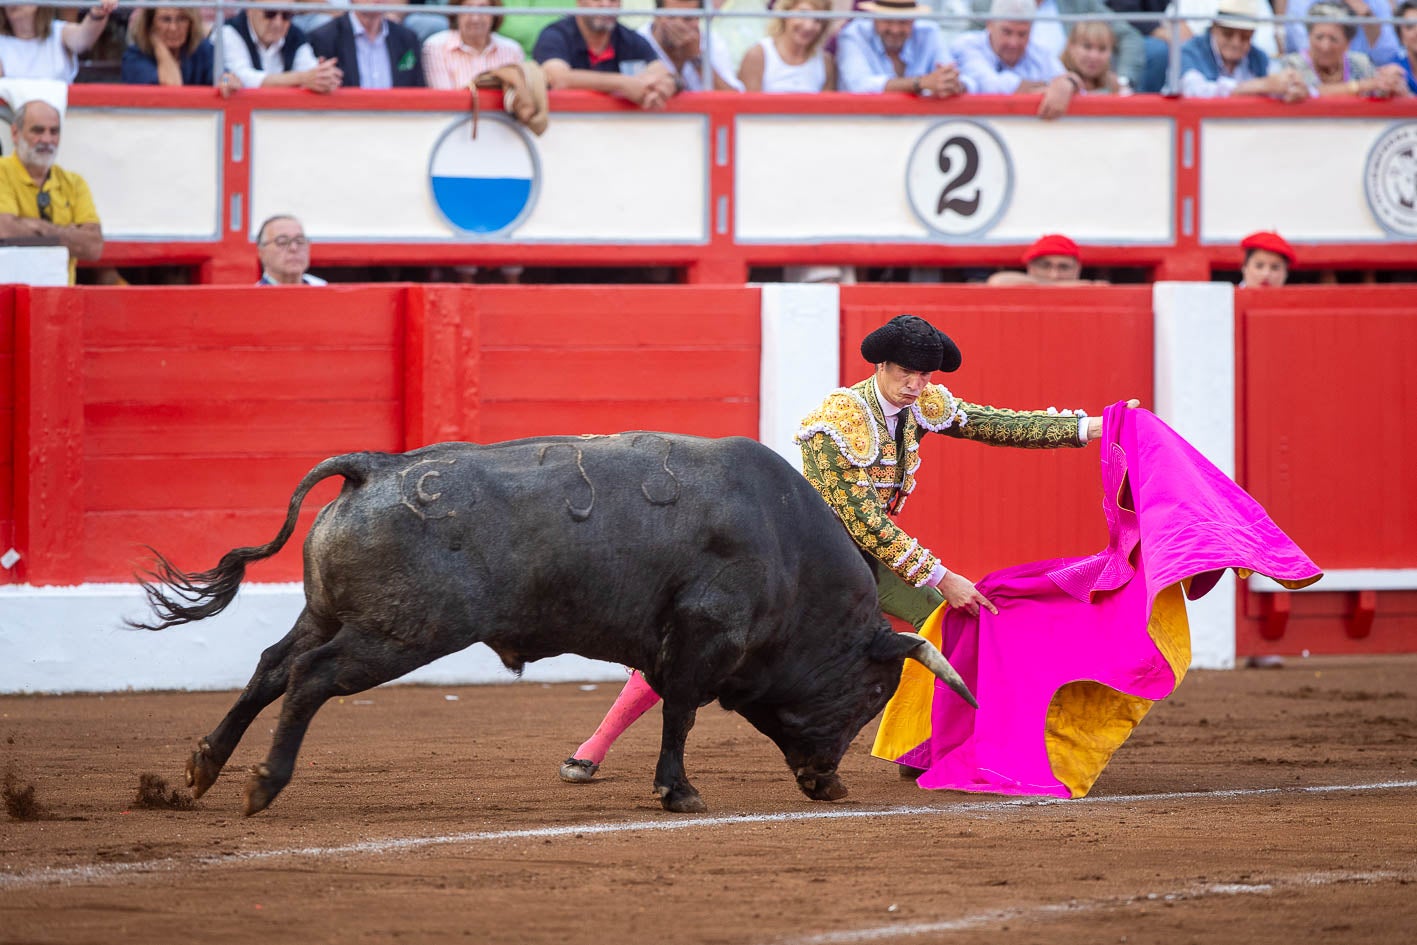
[2,655,1415,944]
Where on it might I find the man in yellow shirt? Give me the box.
[0,100,103,284]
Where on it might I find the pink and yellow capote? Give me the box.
[873,403,1322,798]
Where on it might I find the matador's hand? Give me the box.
[938,571,997,617]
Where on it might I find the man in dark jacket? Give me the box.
[309,0,426,88]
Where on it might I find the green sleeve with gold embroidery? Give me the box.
[936,401,1087,449]
[799,433,941,587]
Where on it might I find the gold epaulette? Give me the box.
[796,388,879,467]
[913,384,969,432]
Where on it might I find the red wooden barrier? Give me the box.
[1237,286,1417,655]
[4,285,761,586]
[839,285,1155,580]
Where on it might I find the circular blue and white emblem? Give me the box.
[428,114,539,236]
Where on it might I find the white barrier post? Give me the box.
[758,283,841,468]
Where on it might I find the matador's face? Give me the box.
[875,362,933,409]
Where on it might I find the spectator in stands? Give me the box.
[836,0,968,96]
[1398,0,1417,92]
[402,1,458,44]
[1275,1,1412,96]
[255,214,327,285]
[987,234,1106,284]
[1103,0,1170,92]
[739,0,836,90]
[310,0,426,87]
[220,3,344,93]
[641,0,744,90]
[970,0,1145,88]
[1061,19,1125,91]
[953,0,1081,118]
[0,100,102,285]
[1238,230,1294,286]
[1283,0,1402,66]
[0,0,118,81]
[533,0,680,110]
[1174,0,1281,59]
[1178,0,1306,98]
[423,0,525,89]
[501,0,565,57]
[121,7,216,86]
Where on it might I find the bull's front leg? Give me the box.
[654,700,706,813]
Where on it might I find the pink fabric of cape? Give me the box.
[887,403,1321,798]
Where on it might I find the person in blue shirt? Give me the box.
[836,0,969,96]
[120,6,216,86]
[1396,0,1417,92]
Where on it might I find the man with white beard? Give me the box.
[0,100,103,284]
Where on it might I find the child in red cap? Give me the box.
[1239,231,1295,287]
[987,234,1106,286]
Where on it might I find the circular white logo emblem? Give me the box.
[905,119,1013,239]
[1364,122,1417,237]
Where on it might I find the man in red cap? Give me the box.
[557,314,1137,784]
[987,234,1104,286]
[1239,230,1295,287]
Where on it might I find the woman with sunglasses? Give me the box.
[0,0,118,81]
[218,3,342,93]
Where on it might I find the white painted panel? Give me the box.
[987,118,1173,242]
[514,114,707,241]
[735,116,1172,243]
[1200,119,1390,243]
[66,108,221,239]
[736,117,933,241]
[0,584,624,694]
[0,246,67,285]
[759,283,840,468]
[251,111,707,242]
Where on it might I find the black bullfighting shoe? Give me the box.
[559,757,600,783]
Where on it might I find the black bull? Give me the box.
[131,434,971,815]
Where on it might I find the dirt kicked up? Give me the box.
[2,655,1415,945]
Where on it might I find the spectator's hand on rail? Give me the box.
[1037,74,1077,121]
[1373,65,1412,98]
[1083,400,1141,443]
[938,571,997,618]
[219,71,241,98]
[302,58,344,95]
[1263,69,1308,104]
[919,64,965,99]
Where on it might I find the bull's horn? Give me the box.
[900,633,978,709]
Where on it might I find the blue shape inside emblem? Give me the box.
[431,176,534,234]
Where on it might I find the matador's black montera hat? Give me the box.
[860,315,962,374]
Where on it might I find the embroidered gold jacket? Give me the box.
[796,378,1086,587]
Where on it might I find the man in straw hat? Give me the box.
[557,314,1138,784]
[836,0,970,96]
[1178,0,1306,99]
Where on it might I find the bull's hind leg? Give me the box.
[188,608,336,798]
[242,623,443,816]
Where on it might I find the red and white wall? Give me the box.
[2,282,1413,692]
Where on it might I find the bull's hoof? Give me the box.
[185,739,222,799]
[796,771,849,802]
[655,783,708,814]
[242,764,276,817]
[558,758,599,784]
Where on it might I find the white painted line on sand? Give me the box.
[774,871,1406,945]
[3,779,1415,891]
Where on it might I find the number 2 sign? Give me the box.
[905,120,1013,239]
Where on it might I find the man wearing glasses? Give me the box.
[220,2,343,92]
[255,215,327,285]
[0,100,103,285]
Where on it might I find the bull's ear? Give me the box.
[868,625,925,663]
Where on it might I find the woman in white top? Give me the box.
[738,0,836,92]
[0,0,117,81]
[422,0,525,90]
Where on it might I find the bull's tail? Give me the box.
[128,453,379,631]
